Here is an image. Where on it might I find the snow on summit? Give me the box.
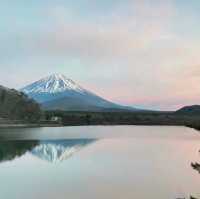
[21,74,84,94]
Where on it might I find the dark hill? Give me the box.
[0,85,42,122]
[175,105,200,115]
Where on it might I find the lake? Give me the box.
[0,126,199,199]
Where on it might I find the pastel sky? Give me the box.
[1,0,200,110]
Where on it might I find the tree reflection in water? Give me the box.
[0,140,38,162]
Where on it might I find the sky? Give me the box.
[1,0,200,110]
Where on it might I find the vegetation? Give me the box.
[0,86,42,122]
[1,85,200,129]
[44,110,200,127]
[176,105,200,116]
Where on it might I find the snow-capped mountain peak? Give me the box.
[19,73,134,111]
[21,74,84,94]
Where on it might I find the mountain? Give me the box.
[175,105,200,115]
[21,74,135,111]
[0,85,42,121]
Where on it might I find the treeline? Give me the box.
[0,86,42,122]
[45,110,200,126]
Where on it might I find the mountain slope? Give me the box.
[0,85,42,121]
[21,74,135,111]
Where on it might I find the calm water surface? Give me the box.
[0,126,199,199]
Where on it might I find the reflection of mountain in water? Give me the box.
[0,139,95,163]
[31,140,95,163]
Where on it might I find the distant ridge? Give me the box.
[21,74,136,112]
[176,105,200,115]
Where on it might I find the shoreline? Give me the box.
[0,123,62,129]
[1,110,200,130]
[186,124,200,131]
[0,122,193,129]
